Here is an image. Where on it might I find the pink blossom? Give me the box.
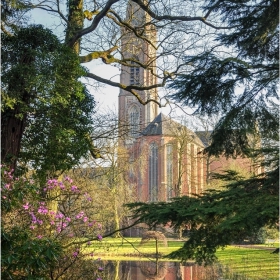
[2,196,6,199]
[38,206,48,214]
[71,185,78,192]
[97,223,102,229]
[37,235,43,239]
[30,213,37,223]
[30,225,35,230]
[97,234,102,241]
[98,267,104,271]
[83,217,88,223]
[84,192,92,201]
[50,220,55,225]
[55,212,64,219]
[64,176,73,184]
[30,212,35,218]
[66,217,71,222]
[23,202,29,210]
[76,211,84,219]
[73,251,78,257]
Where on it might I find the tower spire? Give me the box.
[119,0,158,142]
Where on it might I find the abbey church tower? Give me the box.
[118,1,158,140]
[118,2,207,205]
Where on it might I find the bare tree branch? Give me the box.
[131,0,237,30]
[86,71,170,107]
[67,0,120,47]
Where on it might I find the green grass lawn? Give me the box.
[216,246,279,279]
[83,237,279,279]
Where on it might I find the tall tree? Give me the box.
[4,0,277,173]
[1,25,96,177]
[127,0,279,264]
[1,0,249,107]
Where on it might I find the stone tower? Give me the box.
[118,1,158,142]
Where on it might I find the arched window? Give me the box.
[129,105,140,137]
[149,142,158,202]
[166,144,173,201]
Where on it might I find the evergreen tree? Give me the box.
[127,0,279,264]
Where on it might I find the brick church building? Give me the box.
[118,1,259,204]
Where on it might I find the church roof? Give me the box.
[195,131,212,147]
[141,113,205,147]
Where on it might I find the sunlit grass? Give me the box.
[216,246,279,279]
[83,237,279,279]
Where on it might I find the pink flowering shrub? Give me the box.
[1,166,104,280]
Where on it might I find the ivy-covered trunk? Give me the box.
[65,0,84,53]
[1,105,28,170]
[1,51,34,170]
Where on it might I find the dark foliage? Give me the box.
[128,0,279,264]
[128,167,279,264]
[169,0,278,158]
[1,25,96,178]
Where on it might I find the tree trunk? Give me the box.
[155,238,158,256]
[114,260,120,280]
[113,194,121,237]
[2,49,34,171]
[65,0,84,53]
[1,94,28,171]
[206,155,211,185]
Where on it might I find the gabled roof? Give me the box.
[141,113,205,147]
[195,131,212,147]
[141,113,176,136]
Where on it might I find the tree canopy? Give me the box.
[1,25,96,177]
[2,0,278,175]
[168,0,278,158]
[127,0,279,264]
[1,0,279,267]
